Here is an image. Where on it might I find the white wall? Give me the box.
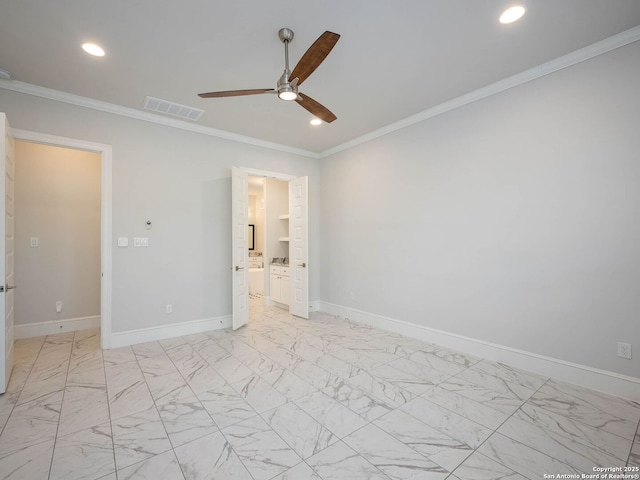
[248,181,265,255]
[15,141,101,325]
[320,41,640,379]
[265,178,289,261]
[248,194,258,252]
[0,90,320,336]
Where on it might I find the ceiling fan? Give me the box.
[198,28,340,123]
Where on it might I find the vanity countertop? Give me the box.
[271,257,289,266]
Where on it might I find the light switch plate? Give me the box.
[117,237,129,247]
[30,237,38,247]
[134,237,149,247]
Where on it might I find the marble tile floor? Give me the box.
[1,300,639,480]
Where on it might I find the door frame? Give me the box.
[241,167,296,182]
[13,129,113,349]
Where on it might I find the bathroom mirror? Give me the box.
[248,224,255,250]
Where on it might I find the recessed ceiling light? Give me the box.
[310,118,322,126]
[499,5,526,24]
[82,43,105,57]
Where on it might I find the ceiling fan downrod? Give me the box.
[277,28,298,100]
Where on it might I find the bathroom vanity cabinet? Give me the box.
[270,265,290,305]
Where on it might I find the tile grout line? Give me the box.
[46,332,77,480]
[248,302,391,480]
[373,366,483,475]
[255,306,527,477]
[255,308,517,477]
[220,304,386,480]
[0,337,43,437]
[203,336,280,480]
[522,380,640,462]
[159,333,268,480]
[133,345,189,480]
[626,417,640,467]
[189,348,262,480]
[91,330,119,480]
[456,377,552,480]
[381,353,545,477]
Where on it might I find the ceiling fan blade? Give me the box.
[296,93,337,123]
[198,89,275,98]
[290,31,340,86]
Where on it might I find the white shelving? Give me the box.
[279,213,289,242]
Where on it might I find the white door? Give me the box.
[0,113,15,393]
[289,176,309,319]
[231,167,249,330]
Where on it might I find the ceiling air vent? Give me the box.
[143,96,204,121]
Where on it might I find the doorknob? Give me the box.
[235,266,244,271]
[298,263,306,268]
[0,285,16,293]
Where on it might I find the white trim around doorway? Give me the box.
[241,167,295,182]
[13,129,113,349]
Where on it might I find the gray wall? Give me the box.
[0,90,320,334]
[265,178,289,262]
[248,194,264,253]
[15,141,101,325]
[320,41,640,378]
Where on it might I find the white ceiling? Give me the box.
[1,1,639,153]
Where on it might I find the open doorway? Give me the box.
[247,176,289,322]
[231,167,308,330]
[14,140,101,343]
[12,129,112,349]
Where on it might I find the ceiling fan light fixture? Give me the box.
[499,5,526,24]
[278,87,297,101]
[310,118,322,126]
[82,42,105,57]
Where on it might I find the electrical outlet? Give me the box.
[617,342,632,359]
[55,301,62,313]
[166,304,173,314]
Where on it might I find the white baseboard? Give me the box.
[263,298,320,313]
[317,302,640,401]
[110,315,232,349]
[15,315,101,339]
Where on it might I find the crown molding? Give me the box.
[318,25,640,158]
[0,79,320,159]
[1,26,638,160]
